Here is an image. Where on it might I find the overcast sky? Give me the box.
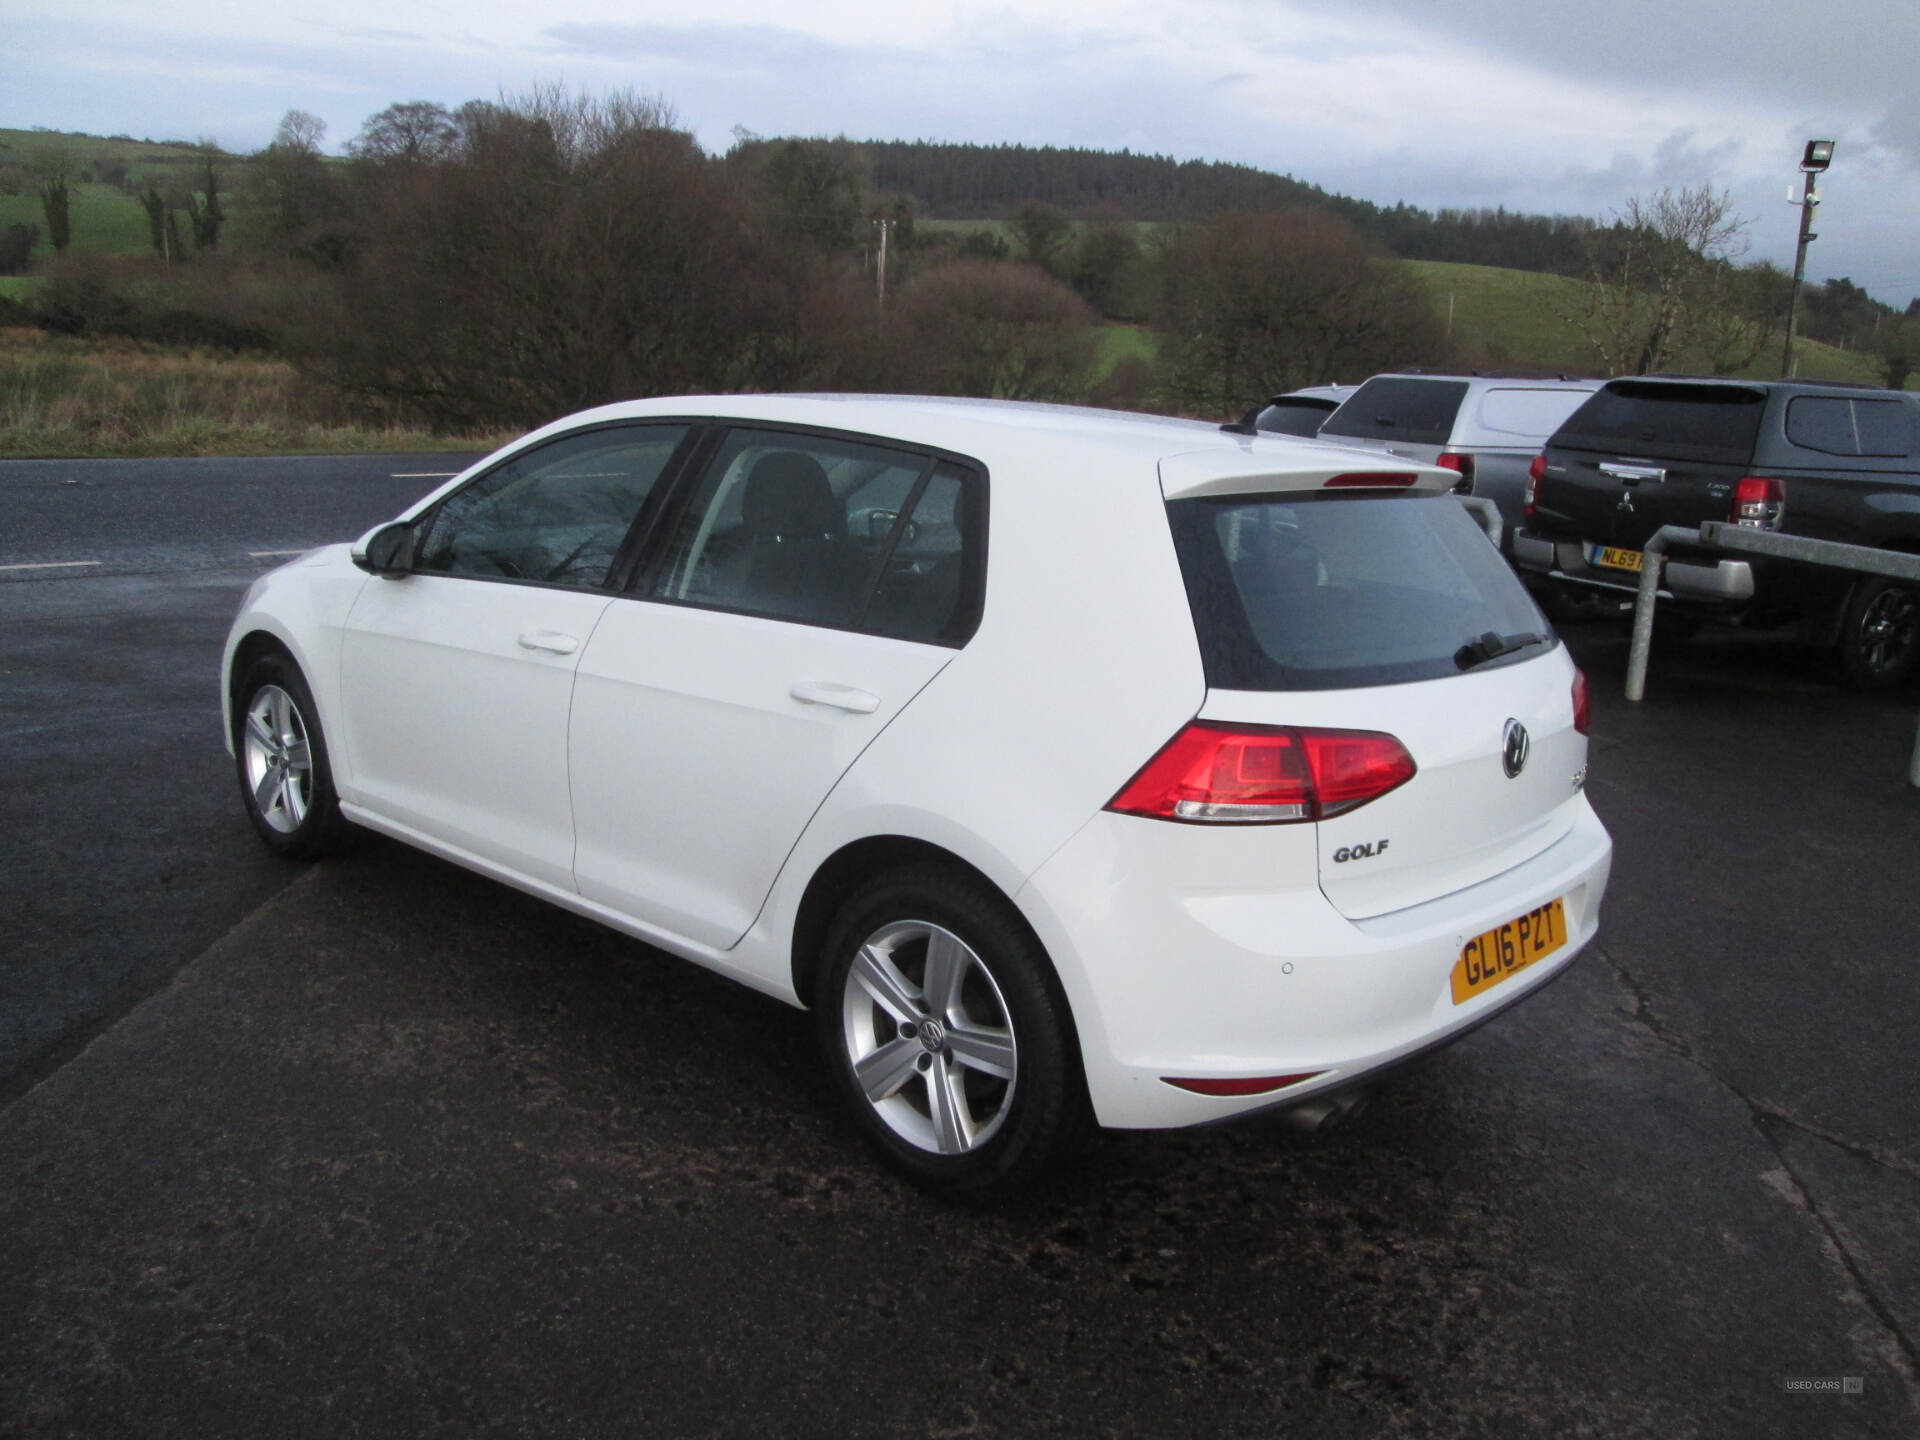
[9,0,1919,304]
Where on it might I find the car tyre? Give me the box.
[233,653,358,860]
[814,865,1091,1203]
[1835,575,1920,691]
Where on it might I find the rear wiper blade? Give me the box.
[1454,630,1548,670]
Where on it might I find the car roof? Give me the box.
[489,394,1453,501]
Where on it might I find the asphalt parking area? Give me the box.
[2,617,1916,1438]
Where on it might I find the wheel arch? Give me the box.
[224,627,300,750]
[788,835,1083,1070]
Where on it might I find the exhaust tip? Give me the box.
[1281,1088,1371,1134]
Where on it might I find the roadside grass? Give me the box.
[0,329,508,459]
[0,275,40,301]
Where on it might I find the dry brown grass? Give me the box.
[0,329,511,458]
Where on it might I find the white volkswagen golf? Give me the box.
[224,395,1611,1200]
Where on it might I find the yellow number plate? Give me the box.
[1594,546,1645,572]
[1451,898,1568,1005]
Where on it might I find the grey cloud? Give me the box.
[1303,0,1920,176]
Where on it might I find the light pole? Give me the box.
[1781,139,1835,379]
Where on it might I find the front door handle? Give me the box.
[517,629,579,655]
[790,680,880,714]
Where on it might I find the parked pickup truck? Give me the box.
[1512,377,1920,688]
[1315,373,1601,549]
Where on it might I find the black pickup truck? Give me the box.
[1511,377,1920,688]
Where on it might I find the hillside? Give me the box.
[1410,260,1900,387]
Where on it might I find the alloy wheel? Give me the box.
[840,920,1018,1155]
[1856,584,1918,679]
[241,684,314,835]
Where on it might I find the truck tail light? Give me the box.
[1732,476,1785,529]
[1436,452,1476,494]
[1572,667,1591,735]
[1525,454,1546,517]
[1106,722,1416,824]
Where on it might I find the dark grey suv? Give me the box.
[1513,377,1920,688]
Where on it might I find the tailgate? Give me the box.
[1198,651,1588,920]
[1536,380,1765,549]
[1538,446,1749,550]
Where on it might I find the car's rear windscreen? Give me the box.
[1168,493,1553,690]
[1552,381,1765,466]
[1318,379,1470,446]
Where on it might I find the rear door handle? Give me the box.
[1599,462,1666,485]
[790,681,880,714]
[517,629,579,654]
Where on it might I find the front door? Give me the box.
[335,423,692,889]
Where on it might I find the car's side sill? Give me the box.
[336,802,805,1008]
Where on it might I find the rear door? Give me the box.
[568,427,983,950]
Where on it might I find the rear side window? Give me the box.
[1553,382,1764,465]
[1255,399,1336,437]
[1476,387,1593,440]
[1786,396,1914,457]
[1167,494,1552,690]
[1319,379,1470,446]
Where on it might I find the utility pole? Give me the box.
[1781,139,1835,379]
[873,217,892,308]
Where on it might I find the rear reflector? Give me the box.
[1323,472,1419,489]
[1572,667,1591,735]
[1106,722,1416,824]
[1163,1072,1324,1097]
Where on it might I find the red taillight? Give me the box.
[1163,1072,1325,1097]
[1436,452,1476,493]
[1106,722,1416,824]
[1732,475,1785,529]
[1571,667,1591,735]
[1525,454,1547,517]
[1323,472,1419,489]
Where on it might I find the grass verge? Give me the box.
[0,329,508,458]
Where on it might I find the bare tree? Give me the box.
[348,102,460,164]
[274,110,327,155]
[890,258,1096,399]
[1568,184,1749,375]
[1155,208,1443,415]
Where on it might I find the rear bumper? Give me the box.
[1015,800,1614,1130]
[1512,529,1754,603]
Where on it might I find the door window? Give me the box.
[649,429,982,642]
[415,424,690,587]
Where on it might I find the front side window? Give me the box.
[415,424,690,587]
[648,429,983,643]
[1169,493,1552,690]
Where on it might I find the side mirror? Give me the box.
[352,520,416,577]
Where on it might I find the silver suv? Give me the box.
[1318,374,1602,547]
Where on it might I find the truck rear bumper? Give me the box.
[1513,530,1754,603]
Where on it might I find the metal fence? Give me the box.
[1622,522,1920,786]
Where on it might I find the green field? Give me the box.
[1406,259,1903,387]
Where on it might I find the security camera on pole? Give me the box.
[1781,139,1835,379]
